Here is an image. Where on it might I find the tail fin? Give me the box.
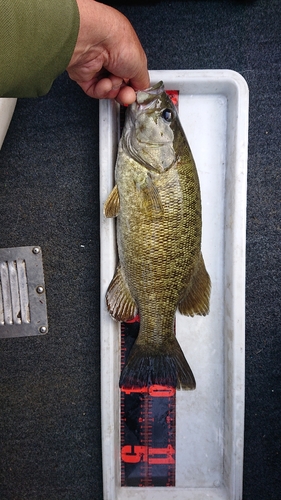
[119,337,195,390]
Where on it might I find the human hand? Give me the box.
[67,0,150,104]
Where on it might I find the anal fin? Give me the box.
[178,253,211,316]
[106,264,137,321]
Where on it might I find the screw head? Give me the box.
[39,326,47,334]
[32,247,41,254]
[36,285,44,294]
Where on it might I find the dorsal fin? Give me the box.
[178,253,211,316]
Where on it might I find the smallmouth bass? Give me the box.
[104,81,211,390]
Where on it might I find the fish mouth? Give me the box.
[136,81,165,107]
[137,139,172,147]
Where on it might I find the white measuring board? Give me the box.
[99,70,249,500]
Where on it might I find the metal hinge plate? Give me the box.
[0,246,48,338]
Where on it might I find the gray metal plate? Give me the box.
[0,246,48,338]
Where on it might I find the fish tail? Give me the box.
[119,337,195,390]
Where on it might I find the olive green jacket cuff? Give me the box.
[0,0,80,97]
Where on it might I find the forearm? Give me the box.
[0,0,149,103]
[0,0,80,97]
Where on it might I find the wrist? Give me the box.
[68,0,119,69]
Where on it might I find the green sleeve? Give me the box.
[0,0,80,97]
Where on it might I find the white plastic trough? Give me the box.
[99,70,249,500]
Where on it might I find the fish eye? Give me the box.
[162,108,174,122]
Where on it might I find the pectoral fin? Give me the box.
[143,179,163,215]
[178,253,211,316]
[104,184,120,218]
[135,173,163,216]
[106,264,138,321]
